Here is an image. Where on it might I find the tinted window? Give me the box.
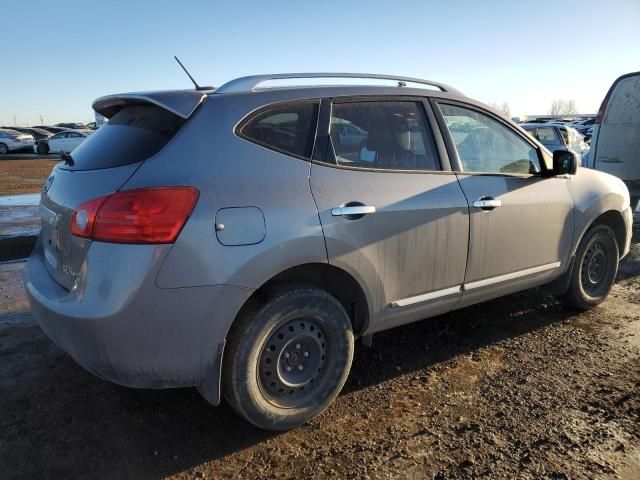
[68,132,82,138]
[64,104,185,171]
[439,104,540,174]
[329,101,439,171]
[240,102,319,158]
[52,132,67,139]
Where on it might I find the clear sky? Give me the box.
[1,0,638,125]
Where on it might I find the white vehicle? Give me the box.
[34,129,93,154]
[587,71,640,210]
[0,129,35,154]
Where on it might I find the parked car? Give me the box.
[32,126,70,134]
[521,123,589,165]
[0,128,35,153]
[55,122,87,129]
[34,129,93,154]
[25,73,633,431]
[587,71,640,210]
[570,118,596,135]
[1,126,53,141]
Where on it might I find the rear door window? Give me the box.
[329,101,440,171]
[62,104,185,171]
[238,101,319,159]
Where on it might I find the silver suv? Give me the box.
[25,73,634,430]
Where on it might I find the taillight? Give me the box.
[70,187,199,244]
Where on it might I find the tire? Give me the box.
[631,196,639,212]
[37,142,49,155]
[561,224,619,310]
[222,287,354,430]
[0,143,8,154]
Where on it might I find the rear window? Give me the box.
[63,104,185,171]
[238,102,319,158]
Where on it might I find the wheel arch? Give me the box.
[547,208,628,296]
[198,262,370,407]
[575,209,628,260]
[231,262,370,338]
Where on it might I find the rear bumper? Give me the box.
[24,240,252,394]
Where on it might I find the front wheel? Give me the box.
[0,143,8,154]
[222,287,354,430]
[561,224,619,310]
[37,142,49,155]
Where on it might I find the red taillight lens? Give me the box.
[70,187,199,244]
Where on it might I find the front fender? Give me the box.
[568,167,631,257]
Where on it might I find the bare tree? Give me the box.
[564,99,578,116]
[550,99,563,116]
[490,102,511,118]
[549,99,578,117]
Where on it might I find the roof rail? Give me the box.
[215,73,463,96]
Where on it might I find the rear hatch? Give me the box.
[39,90,205,289]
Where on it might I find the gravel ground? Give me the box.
[0,234,638,479]
[0,158,58,195]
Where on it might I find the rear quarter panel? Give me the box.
[121,95,327,289]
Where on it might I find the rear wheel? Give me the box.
[0,143,8,154]
[222,287,354,430]
[561,224,619,310]
[37,142,49,155]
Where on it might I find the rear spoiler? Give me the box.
[92,89,209,119]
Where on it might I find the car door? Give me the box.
[48,132,66,153]
[434,101,574,306]
[66,132,83,151]
[310,98,469,333]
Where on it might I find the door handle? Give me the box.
[331,205,376,216]
[472,198,502,210]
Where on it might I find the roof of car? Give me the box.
[214,73,464,96]
[93,73,469,119]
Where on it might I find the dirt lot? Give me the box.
[0,158,58,195]
[1,239,639,479]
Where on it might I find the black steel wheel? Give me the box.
[222,287,354,430]
[581,240,609,296]
[258,317,328,408]
[37,142,49,155]
[562,224,618,309]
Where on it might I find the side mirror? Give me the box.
[552,150,577,175]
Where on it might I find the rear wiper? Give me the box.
[61,152,74,166]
